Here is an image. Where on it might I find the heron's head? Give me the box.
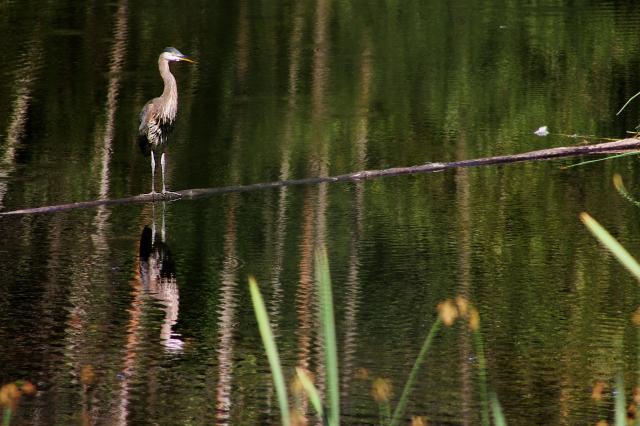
[161,47,196,64]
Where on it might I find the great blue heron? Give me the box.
[138,47,195,195]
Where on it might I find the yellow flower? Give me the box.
[291,408,308,426]
[455,296,469,317]
[20,381,36,396]
[290,375,304,398]
[355,368,369,380]
[0,383,20,410]
[371,378,392,403]
[469,307,480,331]
[592,381,606,401]
[411,415,428,426]
[437,300,458,326]
[632,307,640,326]
[80,365,95,386]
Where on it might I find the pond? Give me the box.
[2,0,640,424]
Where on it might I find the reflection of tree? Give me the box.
[60,1,130,424]
[267,0,305,326]
[342,38,371,403]
[215,193,240,426]
[303,0,332,412]
[263,1,306,415]
[0,33,42,210]
[456,131,473,426]
[296,193,316,418]
[311,0,330,250]
[215,1,248,424]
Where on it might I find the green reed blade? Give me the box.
[490,392,507,426]
[617,90,640,115]
[615,373,626,426]
[389,319,442,426]
[249,277,291,426]
[2,408,12,426]
[562,151,639,169]
[637,326,640,426]
[580,213,640,281]
[315,248,340,426]
[379,400,391,425]
[473,330,490,426]
[613,174,640,208]
[295,367,325,420]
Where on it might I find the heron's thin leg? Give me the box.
[150,151,156,194]
[161,201,166,242]
[151,201,157,244]
[159,154,181,199]
[161,152,166,193]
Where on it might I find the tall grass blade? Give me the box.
[389,319,442,426]
[2,408,12,426]
[315,249,340,426]
[295,367,325,421]
[378,400,391,425]
[613,174,640,208]
[580,213,640,281]
[562,151,639,169]
[615,373,626,426]
[637,326,640,426]
[490,392,507,426]
[616,90,640,115]
[249,277,291,426]
[473,330,490,426]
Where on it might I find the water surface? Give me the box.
[2,1,640,424]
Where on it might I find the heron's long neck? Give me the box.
[158,58,178,121]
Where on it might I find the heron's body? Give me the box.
[138,47,195,194]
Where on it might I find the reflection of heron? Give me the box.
[139,203,182,352]
[138,47,195,195]
[139,225,175,282]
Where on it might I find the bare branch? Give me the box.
[2,138,638,216]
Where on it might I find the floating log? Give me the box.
[2,138,639,216]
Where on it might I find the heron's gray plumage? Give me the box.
[138,47,194,194]
[139,52,180,151]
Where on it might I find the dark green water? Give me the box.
[3,1,640,424]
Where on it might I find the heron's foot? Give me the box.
[160,190,182,201]
[145,190,158,200]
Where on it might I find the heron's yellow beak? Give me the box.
[180,57,197,64]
